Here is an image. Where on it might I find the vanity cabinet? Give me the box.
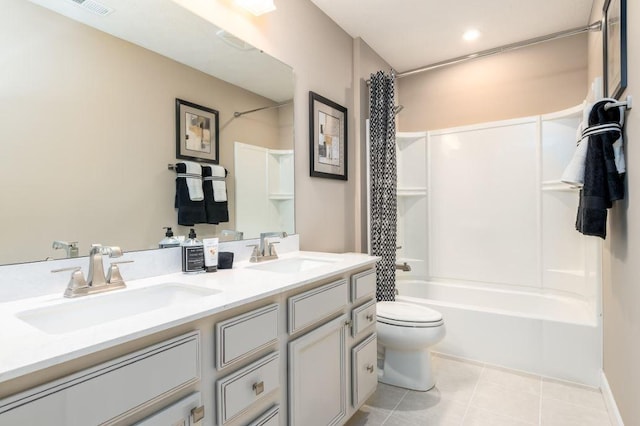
[287,268,378,426]
[0,260,378,426]
[0,332,200,425]
[288,314,349,426]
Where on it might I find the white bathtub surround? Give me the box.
[397,280,601,386]
[0,235,299,303]
[392,106,603,387]
[347,353,613,426]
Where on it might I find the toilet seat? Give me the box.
[377,301,444,328]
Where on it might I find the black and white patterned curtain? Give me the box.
[369,71,397,301]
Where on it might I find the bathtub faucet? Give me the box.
[396,262,411,272]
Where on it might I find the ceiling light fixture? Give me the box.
[235,0,276,16]
[463,29,481,41]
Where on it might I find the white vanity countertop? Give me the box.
[0,251,377,384]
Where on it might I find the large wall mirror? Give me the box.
[1,0,295,265]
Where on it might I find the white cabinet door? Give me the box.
[288,314,348,426]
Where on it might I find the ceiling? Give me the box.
[310,0,595,73]
[28,0,294,102]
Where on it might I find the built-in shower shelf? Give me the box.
[396,132,427,149]
[269,193,294,200]
[397,187,427,197]
[541,180,580,192]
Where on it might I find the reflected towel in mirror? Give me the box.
[202,165,229,224]
[175,162,207,226]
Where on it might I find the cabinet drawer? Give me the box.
[352,299,376,337]
[216,352,280,425]
[352,333,378,408]
[288,279,348,334]
[0,332,200,426]
[351,269,376,302]
[134,392,202,426]
[248,405,280,426]
[216,304,279,370]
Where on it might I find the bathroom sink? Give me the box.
[247,257,338,273]
[16,283,221,334]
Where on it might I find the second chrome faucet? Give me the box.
[248,232,288,262]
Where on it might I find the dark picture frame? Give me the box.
[176,98,220,164]
[603,0,627,99]
[309,91,348,180]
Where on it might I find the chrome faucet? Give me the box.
[52,240,79,258]
[248,231,287,262]
[52,244,130,298]
[87,244,123,287]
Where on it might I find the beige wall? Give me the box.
[590,1,640,424]
[1,0,288,264]
[397,35,588,131]
[174,0,358,252]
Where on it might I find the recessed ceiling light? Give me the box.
[463,29,481,41]
[235,0,276,16]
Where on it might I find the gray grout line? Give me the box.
[380,388,409,425]
[459,363,486,425]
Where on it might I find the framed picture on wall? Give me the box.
[309,91,348,180]
[176,98,220,164]
[603,0,627,99]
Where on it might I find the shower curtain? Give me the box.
[369,71,397,301]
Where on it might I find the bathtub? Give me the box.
[396,280,602,386]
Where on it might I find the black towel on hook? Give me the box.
[174,162,207,226]
[576,100,625,238]
[202,165,229,224]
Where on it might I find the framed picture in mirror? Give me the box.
[176,98,220,164]
[309,91,348,180]
[603,0,627,99]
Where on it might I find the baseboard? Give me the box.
[601,371,625,426]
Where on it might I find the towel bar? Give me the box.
[604,95,632,111]
[168,164,230,176]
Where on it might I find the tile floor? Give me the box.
[347,354,612,426]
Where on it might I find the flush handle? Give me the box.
[253,381,264,395]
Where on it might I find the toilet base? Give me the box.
[378,348,435,391]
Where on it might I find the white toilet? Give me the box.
[376,301,446,391]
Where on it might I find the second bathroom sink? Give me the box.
[247,257,338,274]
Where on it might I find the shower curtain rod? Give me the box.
[398,21,602,78]
[234,101,292,118]
[366,21,602,83]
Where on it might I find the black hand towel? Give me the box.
[576,100,625,238]
[202,165,229,224]
[175,162,207,226]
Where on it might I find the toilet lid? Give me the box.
[377,301,443,324]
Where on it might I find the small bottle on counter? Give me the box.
[181,228,204,273]
[203,237,219,273]
[158,227,181,248]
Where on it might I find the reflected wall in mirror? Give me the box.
[0,0,294,265]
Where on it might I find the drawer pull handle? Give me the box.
[366,364,375,373]
[253,381,265,395]
[366,314,375,322]
[190,405,205,423]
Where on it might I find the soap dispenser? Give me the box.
[159,227,181,248]
[181,228,204,273]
